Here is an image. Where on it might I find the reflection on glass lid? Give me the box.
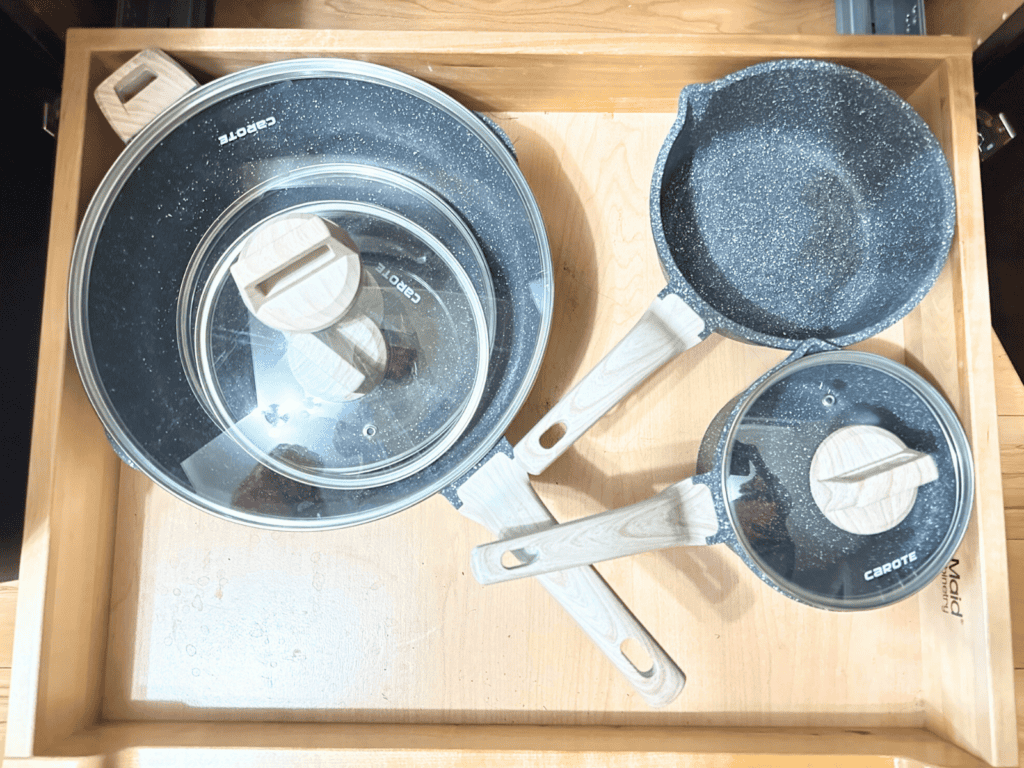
[721,353,971,610]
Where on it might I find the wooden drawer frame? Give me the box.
[7,28,1016,767]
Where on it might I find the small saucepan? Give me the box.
[514,59,956,478]
[474,344,973,611]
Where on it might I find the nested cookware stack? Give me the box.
[69,49,686,707]
[67,50,971,705]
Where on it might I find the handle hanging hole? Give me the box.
[114,68,158,104]
[620,637,655,677]
[500,549,537,570]
[539,421,567,450]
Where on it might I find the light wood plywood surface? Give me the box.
[211,0,838,35]
[3,325,1022,754]
[926,0,1024,48]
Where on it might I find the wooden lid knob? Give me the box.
[230,214,363,334]
[809,424,939,535]
[286,315,388,402]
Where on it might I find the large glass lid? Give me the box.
[184,202,490,489]
[69,60,553,529]
[721,351,972,610]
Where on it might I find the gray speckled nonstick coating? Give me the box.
[70,59,552,530]
[651,58,956,348]
[693,343,973,611]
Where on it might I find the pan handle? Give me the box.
[471,476,719,584]
[515,291,706,476]
[95,49,199,143]
[456,447,686,708]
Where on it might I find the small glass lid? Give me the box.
[188,203,490,489]
[721,351,972,610]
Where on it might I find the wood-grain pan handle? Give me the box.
[471,476,719,584]
[515,291,706,476]
[456,449,686,708]
[95,49,199,143]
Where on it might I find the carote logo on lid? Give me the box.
[218,115,277,145]
[864,551,917,581]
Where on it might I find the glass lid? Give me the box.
[69,60,554,530]
[720,351,973,611]
[185,203,490,489]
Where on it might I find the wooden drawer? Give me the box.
[8,28,1016,767]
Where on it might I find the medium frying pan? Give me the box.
[514,59,956,476]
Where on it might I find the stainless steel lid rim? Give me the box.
[176,163,500,413]
[69,57,553,529]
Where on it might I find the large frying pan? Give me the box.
[513,59,956,476]
[70,52,684,707]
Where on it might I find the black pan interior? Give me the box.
[657,60,955,346]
